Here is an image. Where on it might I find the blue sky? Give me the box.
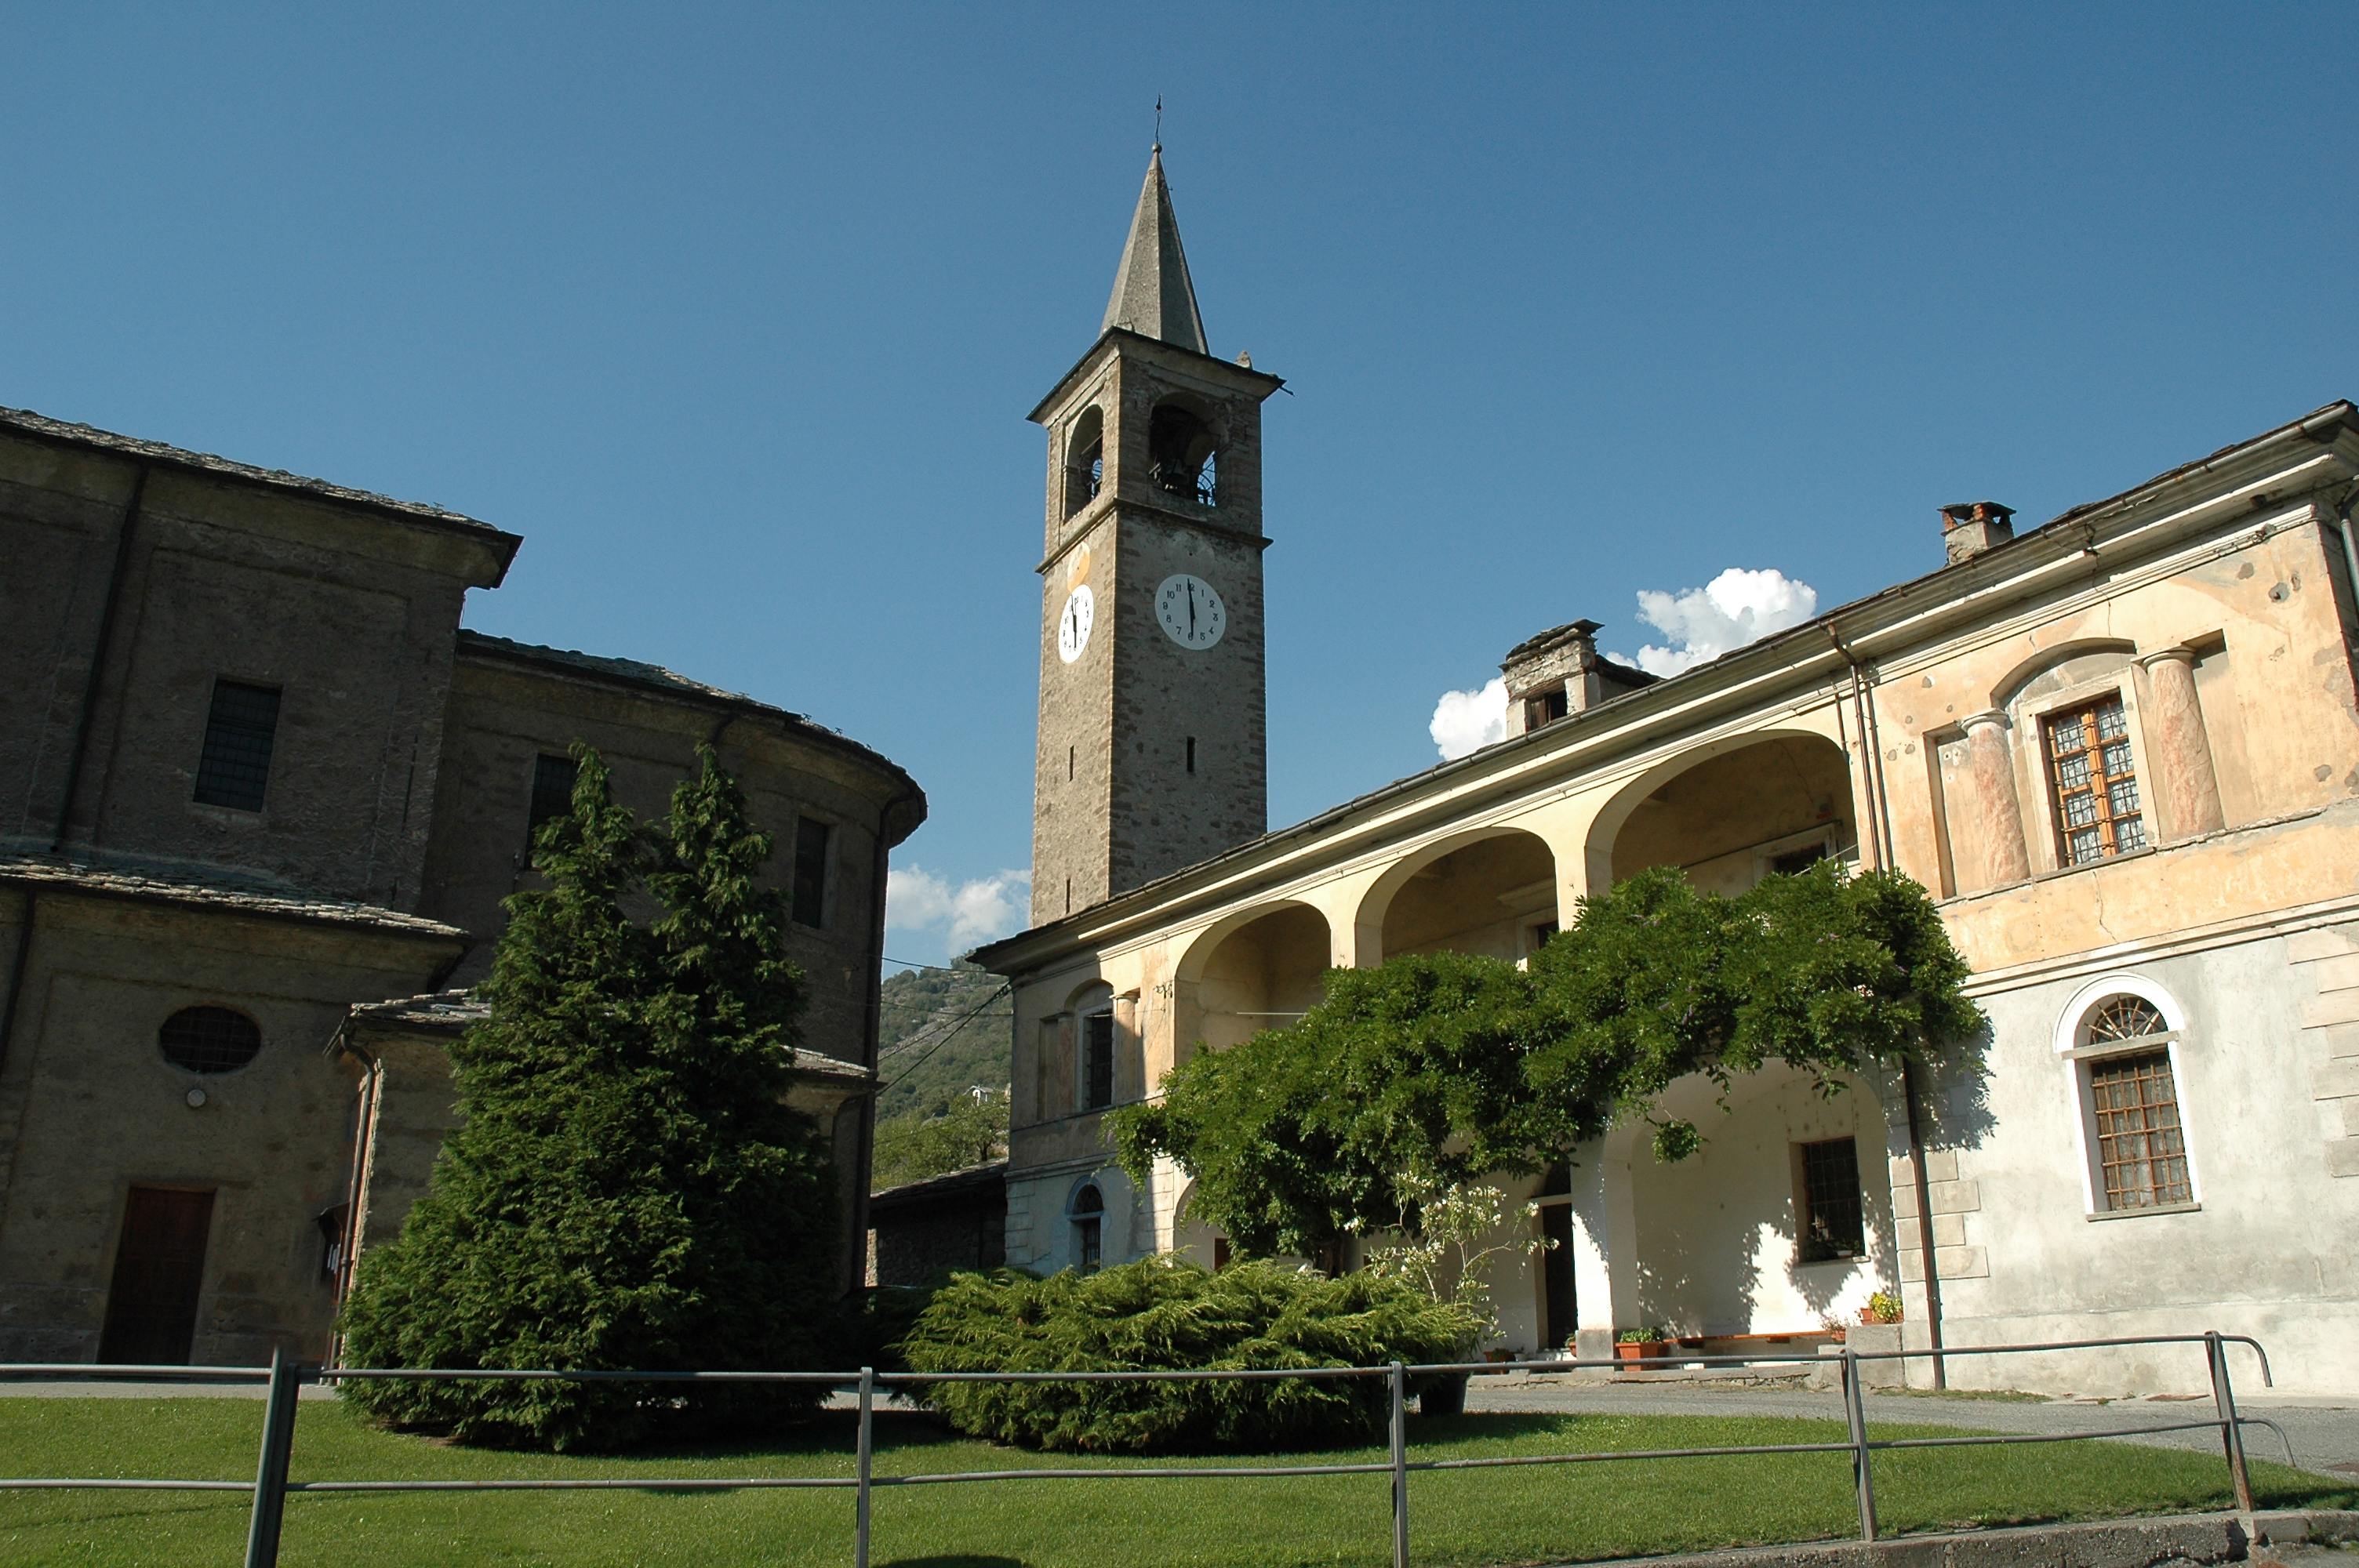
[4,6,2351,968]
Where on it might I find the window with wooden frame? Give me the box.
[1070,1184,1104,1274]
[1794,1136,1866,1262]
[2042,696,2146,866]
[1081,1011,1115,1110]
[2077,996,2193,1211]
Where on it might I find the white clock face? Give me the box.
[1155,574,1226,651]
[1056,584,1094,664]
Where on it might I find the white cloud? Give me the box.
[1618,568,1819,677]
[1430,677,1508,761]
[886,865,1032,956]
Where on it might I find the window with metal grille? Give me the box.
[192,681,281,812]
[2082,995,2192,1210]
[2043,696,2146,866]
[1070,1185,1103,1274]
[158,1007,262,1074]
[525,754,578,848]
[1797,1137,1865,1262]
[1082,1011,1115,1109]
[791,817,831,927]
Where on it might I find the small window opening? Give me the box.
[1147,404,1217,506]
[1525,688,1569,729]
[525,753,578,849]
[1070,1185,1104,1274]
[192,680,282,812]
[1185,736,1196,774]
[159,1006,262,1074]
[1797,1137,1865,1261]
[1068,745,1075,782]
[1082,1011,1115,1110]
[791,817,831,928]
[1528,920,1558,953]
[1768,843,1828,877]
[2045,696,2145,865]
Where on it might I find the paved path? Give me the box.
[1463,1377,2359,1479]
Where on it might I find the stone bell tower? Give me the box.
[1027,146,1284,924]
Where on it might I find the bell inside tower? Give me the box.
[1147,402,1217,508]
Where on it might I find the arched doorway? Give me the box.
[1177,902,1332,1062]
[1597,733,1856,895]
[1360,828,1558,965]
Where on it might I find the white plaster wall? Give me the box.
[1933,934,2359,1397]
[1626,1066,1898,1337]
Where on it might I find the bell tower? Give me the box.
[1028,147,1283,924]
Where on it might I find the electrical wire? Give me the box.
[878,982,1013,1095]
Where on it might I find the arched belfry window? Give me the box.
[2058,981,2195,1215]
[1148,403,1216,508]
[1069,1183,1104,1274]
[1064,407,1104,519]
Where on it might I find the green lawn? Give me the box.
[1,1396,2346,1568]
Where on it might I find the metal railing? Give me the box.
[0,1330,2285,1568]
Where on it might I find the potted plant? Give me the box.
[1857,1290,1903,1326]
[1818,1313,1848,1345]
[1614,1327,1670,1363]
[1368,1181,1545,1417]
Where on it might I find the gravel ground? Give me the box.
[1463,1377,2359,1479]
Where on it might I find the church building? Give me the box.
[976,149,2359,1396]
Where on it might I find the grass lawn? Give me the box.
[1,1396,2348,1568]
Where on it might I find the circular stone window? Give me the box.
[158,1006,262,1074]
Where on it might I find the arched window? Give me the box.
[1063,407,1103,518]
[158,1007,262,1074]
[2058,982,2194,1214]
[1147,403,1216,507]
[1069,1184,1104,1274]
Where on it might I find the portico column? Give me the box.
[1565,1141,1640,1364]
[1961,710,2032,885]
[2135,646,2225,840]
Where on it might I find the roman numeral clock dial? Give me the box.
[1155,574,1226,651]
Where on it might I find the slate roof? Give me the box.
[0,855,466,938]
[869,1158,1008,1210]
[344,989,489,1032]
[1101,147,1209,354]
[0,405,521,558]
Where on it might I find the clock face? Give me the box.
[1056,584,1094,664]
[1155,574,1226,651]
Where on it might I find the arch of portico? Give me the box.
[1586,729,1859,895]
[1352,826,1560,967]
[1172,901,1332,1065]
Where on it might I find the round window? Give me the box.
[159,1006,262,1074]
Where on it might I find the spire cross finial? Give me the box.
[1154,95,1161,151]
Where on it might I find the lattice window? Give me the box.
[158,1006,262,1074]
[1070,1185,1104,1274]
[2044,696,2146,866]
[1082,1012,1115,1110]
[2088,1047,2192,1209]
[192,681,281,812]
[2085,995,2165,1046]
[1797,1137,1865,1261]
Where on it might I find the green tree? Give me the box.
[1113,862,1983,1259]
[871,1089,1009,1190]
[339,746,838,1451]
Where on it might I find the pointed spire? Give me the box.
[1101,146,1209,355]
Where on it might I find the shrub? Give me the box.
[898,1257,1481,1454]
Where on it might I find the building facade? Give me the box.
[0,407,922,1366]
[980,154,2359,1397]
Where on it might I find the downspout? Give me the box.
[324,1024,383,1367]
[1829,631,1891,870]
[51,463,149,855]
[1899,1059,1947,1388]
[847,788,914,1295]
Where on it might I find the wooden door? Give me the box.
[97,1187,214,1364]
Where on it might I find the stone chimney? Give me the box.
[1500,619,1656,737]
[1940,501,2016,564]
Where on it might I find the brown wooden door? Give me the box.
[97,1187,214,1365]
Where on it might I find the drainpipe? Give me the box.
[0,890,35,1079]
[1829,631,1895,870]
[51,463,149,855]
[1899,1060,1946,1388]
[848,787,914,1295]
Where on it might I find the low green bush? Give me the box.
[897,1255,1481,1454]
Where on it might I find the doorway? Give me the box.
[97,1186,214,1364]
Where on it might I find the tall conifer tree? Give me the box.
[340,747,838,1450]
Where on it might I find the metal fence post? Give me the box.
[2205,1331,2253,1514]
[1389,1362,1408,1568]
[856,1367,875,1568]
[243,1345,304,1568]
[1841,1348,1877,1543]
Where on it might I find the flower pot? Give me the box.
[1614,1340,1670,1363]
[1420,1373,1469,1417]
